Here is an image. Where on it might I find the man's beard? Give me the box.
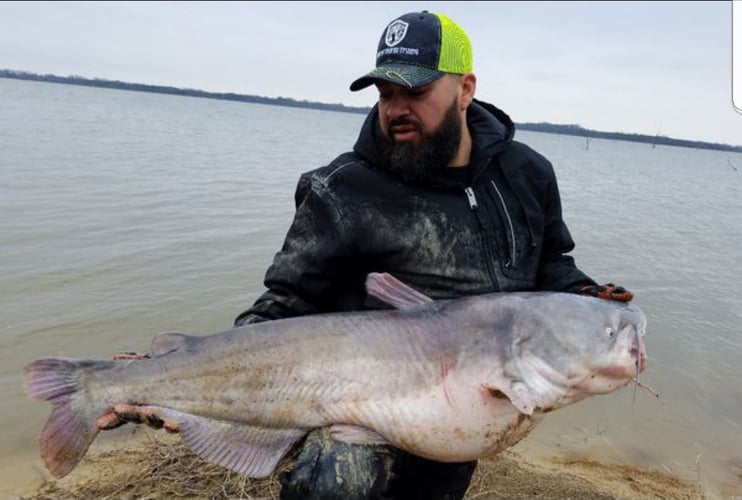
[381,98,462,182]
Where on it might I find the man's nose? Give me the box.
[385,93,411,121]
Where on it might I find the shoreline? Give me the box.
[2,70,741,153]
[10,432,706,500]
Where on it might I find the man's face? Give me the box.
[376,75,461,146]
[376,76,463,180]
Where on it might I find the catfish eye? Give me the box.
[605,327,615,339]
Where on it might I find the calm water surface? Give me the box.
[1,78,740,498]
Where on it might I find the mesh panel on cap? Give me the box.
[435,13,473,74]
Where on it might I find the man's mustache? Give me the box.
[387,118,423,139]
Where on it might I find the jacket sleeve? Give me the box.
[536,162,597,292]
[233,171,354,326]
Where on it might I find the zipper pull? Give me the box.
[464,187,478,209]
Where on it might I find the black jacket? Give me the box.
[234,99,596,325]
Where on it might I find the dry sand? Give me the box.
[16,432,705,500]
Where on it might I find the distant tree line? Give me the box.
[513,122,742,152]
[0,69,370,115]
[2,68,740,153]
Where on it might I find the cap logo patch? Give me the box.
[385,20,409,47]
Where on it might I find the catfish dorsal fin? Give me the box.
[151,332,191,357]
[365,272,434,311]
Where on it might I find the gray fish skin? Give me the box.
[25,273,647,479]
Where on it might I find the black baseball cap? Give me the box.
[350,11,473,91]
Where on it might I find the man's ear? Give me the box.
[459,73,477,110]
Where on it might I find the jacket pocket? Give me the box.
[489,179,544,285]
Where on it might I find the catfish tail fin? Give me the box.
[24,357,113,478]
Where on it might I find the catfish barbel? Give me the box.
[25,272,647,479]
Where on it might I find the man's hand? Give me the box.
[96,404,180,433]
[102,351,177,433]
[578,283,634,302]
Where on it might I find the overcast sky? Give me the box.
[2,1,740,145]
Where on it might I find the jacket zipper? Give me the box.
[490,180,516,267]
[464,187,478,209]
[464,187,499,289]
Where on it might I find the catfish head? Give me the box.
[493,293,647,415]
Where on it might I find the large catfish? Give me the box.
[25,273,647,479]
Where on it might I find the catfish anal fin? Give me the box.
[154,406,306,478]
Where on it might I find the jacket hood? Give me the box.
[352,98,515,187]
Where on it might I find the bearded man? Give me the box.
[233,10,631,500]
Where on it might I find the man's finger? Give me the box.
[96,412,126,430]
[579,284,634,302]
[113,352,151,361]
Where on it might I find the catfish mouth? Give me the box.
[572,329,648,399]
[631,332,647,373]
[599,331,646,379]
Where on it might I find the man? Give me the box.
[234,10,631,500]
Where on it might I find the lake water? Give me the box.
[1,77,740,499]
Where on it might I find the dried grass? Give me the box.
[21,433,704,500]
